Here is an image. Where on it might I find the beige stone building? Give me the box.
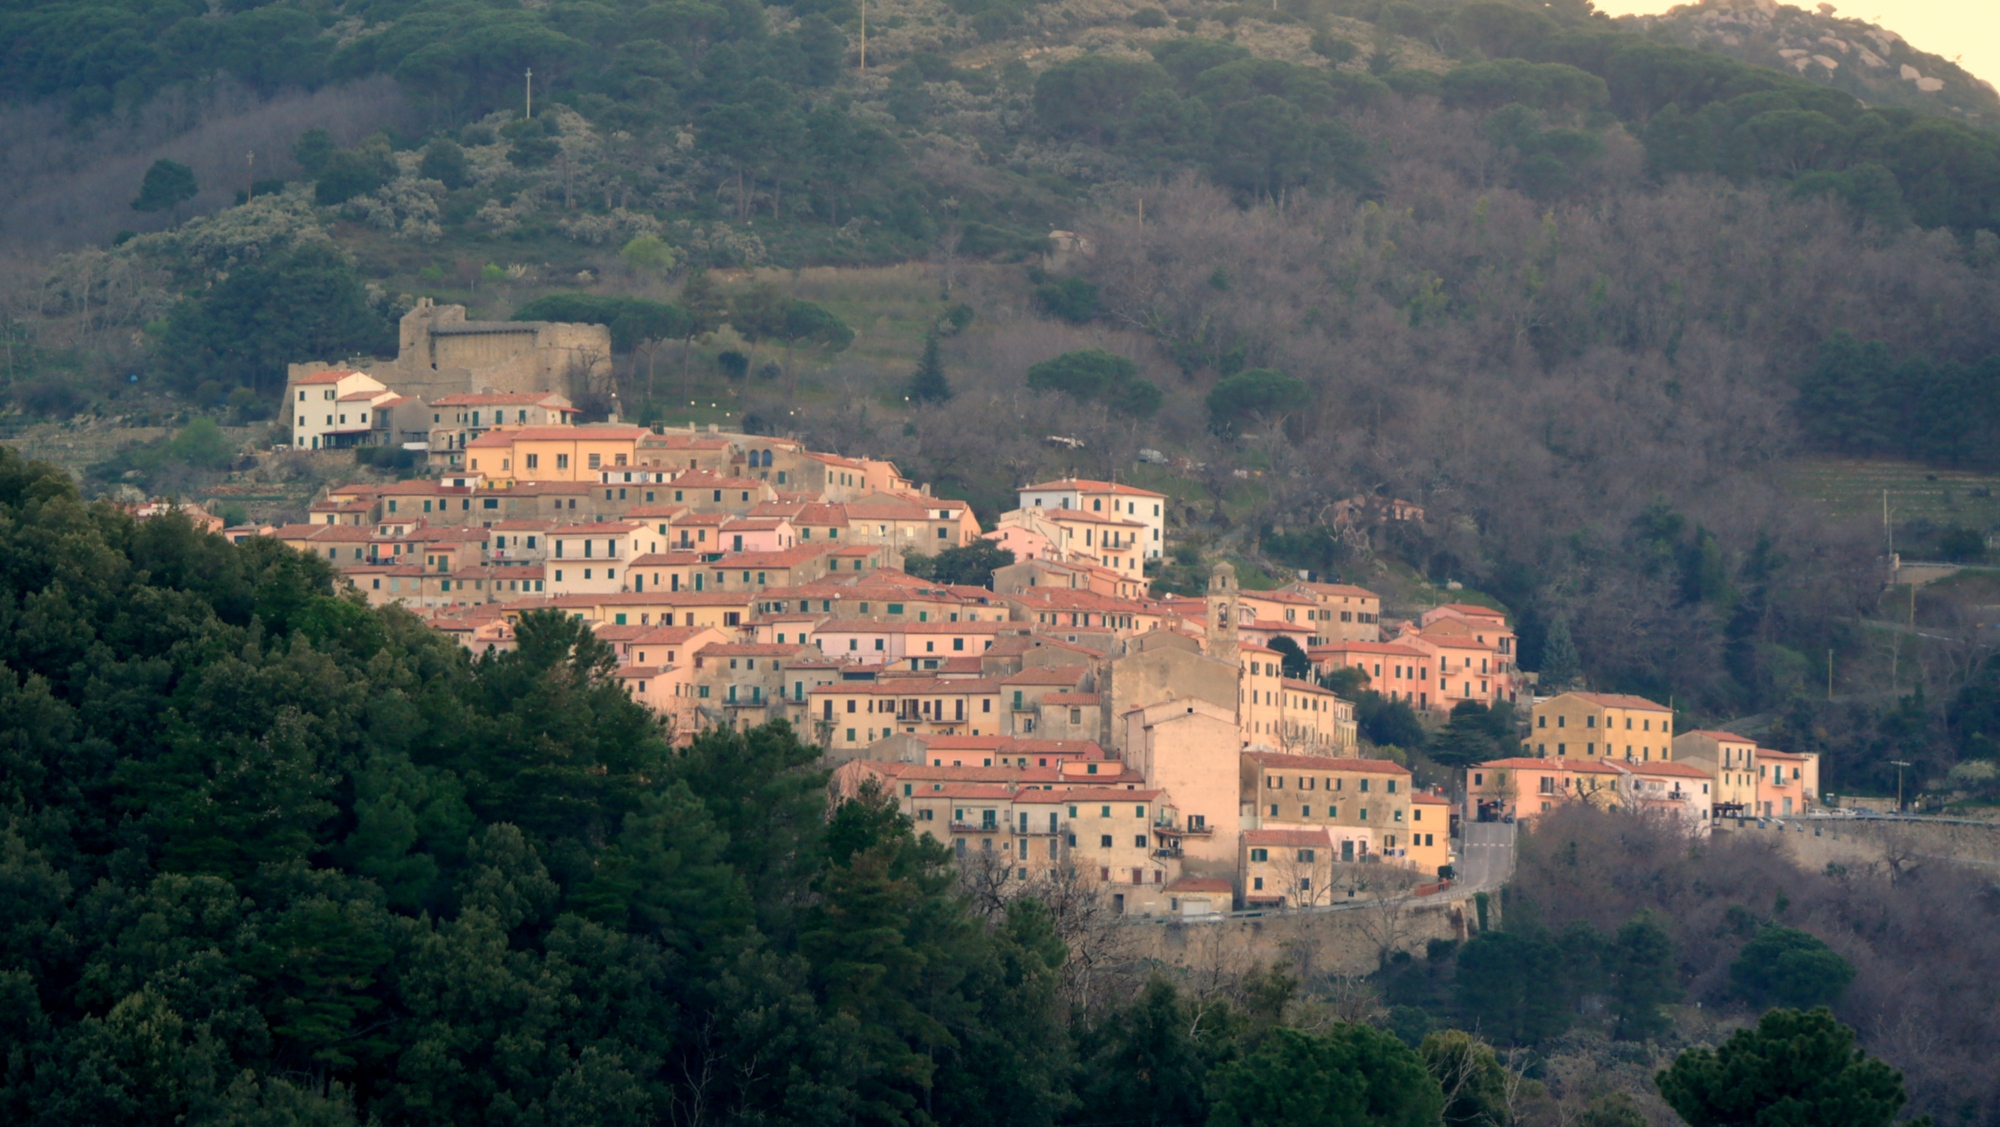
[1242,753,1417,863]
[1673,729,1760,819]
[1282,581,1383,646]
[1529,692,1675,763]
[1120,698,1242,880]
[292,299,612,404]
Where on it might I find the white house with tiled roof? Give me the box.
[287,370,400,451]
[1019,477,1167,558]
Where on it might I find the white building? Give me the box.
[546,521,645,596]
[1018,477,1167,559]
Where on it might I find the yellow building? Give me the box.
[1408,793,1452,877]
[1672,729,1759,819]
[464,424,650,482]
[1529,691,1675,763]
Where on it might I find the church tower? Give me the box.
[1206,561,1239,655]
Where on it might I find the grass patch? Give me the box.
[1781,457,2000,530]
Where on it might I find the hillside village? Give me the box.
[153,299,1831,920]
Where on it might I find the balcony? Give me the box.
[1155,821,1214,836]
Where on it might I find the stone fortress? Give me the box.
[286,299,614,411]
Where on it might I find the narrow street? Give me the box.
[1457,820,1516,891]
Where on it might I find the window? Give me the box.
[1250,848,1268,862]
[1099,834,1113,848]
[527,454,539,470]
[1297,849,1315,862]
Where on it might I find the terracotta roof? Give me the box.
[1032,786,1162,801]
[1433,602,1509,619]
[1310,641,1428,658]
[1244,753,1412,776]
[1289,581,1379,599]
[431,392,572,406]
[816,620,1013,635]
[466,425,649,448]
[1412,793,1451,805]
[1166,877,1234,894]
[1242,589,1318,605]
[699,643,818,656]
[293,370,363,385]
[812,677,1004,695]
[1477,756,1625,774]
[1041,509,1146,527]
[1684,729,1756,742]
[548,521,645,535]
[1624,761,1711,779]
[1561,692,1672,712]
[1022,478,1166,498]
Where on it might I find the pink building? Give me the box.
[1309,640,1433,708]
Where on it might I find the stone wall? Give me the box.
[1113,888,1483,976]
[1721,815,2000,876]
[285,300,613,419]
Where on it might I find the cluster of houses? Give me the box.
[234,342,1825,917]
[1465,695,1822,830]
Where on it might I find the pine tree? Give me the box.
[906,334,952,403]
[1606,911,1680,1041]
[1540,613,1581,693]
[131,159,198,222]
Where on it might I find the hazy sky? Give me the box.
[1590,0,2000,89]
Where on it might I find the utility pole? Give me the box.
[1827,648,1834,701]
[245,149,255,200]
[525,67,533,118]
[859,0,867,73]
[1889,759,1911,813]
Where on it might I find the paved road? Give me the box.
[1457,820,1516,891]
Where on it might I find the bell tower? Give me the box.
[1206,561,1239,655]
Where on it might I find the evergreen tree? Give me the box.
[132,159,198,221]
[1208,1025,1444,1127]
[907,333,953,403]
[1454,930,1572,1045]
[1540,612,1581,693]
[1730,924,1855,1010]
[1658,1008,1912,1127]
[1605,911,1680,1041]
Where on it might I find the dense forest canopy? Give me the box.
[6,0,2000,254]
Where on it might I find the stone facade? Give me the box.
[286,300,613,427]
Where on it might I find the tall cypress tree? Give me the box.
[1540,613,1581,693]
[906,334,952,403]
